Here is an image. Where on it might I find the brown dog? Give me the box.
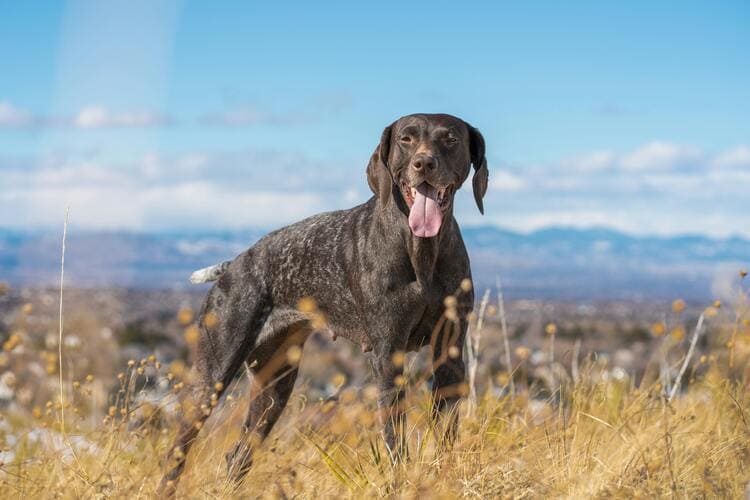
[160,113,488,494]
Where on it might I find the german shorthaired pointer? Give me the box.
[160,113,488,493]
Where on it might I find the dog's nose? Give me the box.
[411,154,436,172]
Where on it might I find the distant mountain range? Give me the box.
[1,226,747,301]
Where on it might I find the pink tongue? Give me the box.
[408,183,443,238]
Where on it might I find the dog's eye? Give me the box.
[445,136,458,145]
[399,136,413,144]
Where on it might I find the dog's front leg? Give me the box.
[371,340,408,462]
[430,316,467,449]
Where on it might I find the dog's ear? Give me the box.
[366,124,394,207]
[468,124,489,214]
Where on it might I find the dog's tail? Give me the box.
[189,261,231,284]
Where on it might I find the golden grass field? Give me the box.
[0,276,749,499]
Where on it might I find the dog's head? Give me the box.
[367,113,488,238]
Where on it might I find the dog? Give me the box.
[159,113,488,493]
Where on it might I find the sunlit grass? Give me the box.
[1,364,748,498]
[0,274,749,498]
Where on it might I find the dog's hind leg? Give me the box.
[159,279,270,496]
[225,313,311,481]
[225,366,299,481]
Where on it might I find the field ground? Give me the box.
[0,281,749,498]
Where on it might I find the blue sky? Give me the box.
[1,1,749,236]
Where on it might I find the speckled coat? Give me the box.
[160,113,489,494]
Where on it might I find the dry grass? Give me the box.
[0,360,748,498]
[0,273,749,498]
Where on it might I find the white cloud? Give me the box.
[481,205,749,239]
[490,170,526,192]
[0,100,170,130]
[343,188,362,204]
[619,141,703,171]
[0,150,340,230]
[496,142,749,195]
[73,106,170,128]
[712,146,750,168]
[140,183,323,229]
[489,210,638,233]
[0,101,34,128]
[456,141,750,237]
[33,162,135,187]
[1,179,324,230]
[561,150,616,172]
[3,140,750,237]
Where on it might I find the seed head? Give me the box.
[296,296,317,313]
[495,372,510,386]
[286,345,302,365]
[391,351,405,368]
[184,325,200,345]
[670,326,685,341]
[514,346,530,360]
[362,384,379,402]
[203,311,219,328]
[651,322,666,336]
[330,372,346,388]
[177,307,194,326]
[672,299,686,313]
[443,295,458,308]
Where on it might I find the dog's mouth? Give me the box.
[400,181,453,238]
